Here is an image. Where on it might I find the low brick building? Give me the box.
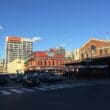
[25,50,71,73]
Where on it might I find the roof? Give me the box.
[33,51,48,57]
[80,38,110,50]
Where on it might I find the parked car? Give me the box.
[16,74,24,82]
[23,74,40,87]
[47,73,62,82]
[9,74,17,81]
[0,74,9,84]
[39,72,62,82]
[39,72,49,82]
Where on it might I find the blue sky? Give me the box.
[0,0,110,59]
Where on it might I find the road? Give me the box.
[0,81,110,110]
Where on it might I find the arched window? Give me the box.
[38,61,42,66]
[52,61,54,66]
[44,60,46,65]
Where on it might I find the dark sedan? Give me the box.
[23,74,40,87]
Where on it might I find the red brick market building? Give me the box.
[25,49,71,73]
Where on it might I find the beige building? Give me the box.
[0,59,4,73]
[7,59,25,74]
[65,49,80,61]
[73,48,80,60]
[65,50,74,59]
[80,38,110,60]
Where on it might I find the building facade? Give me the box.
[5,36,33,70]
[80,38,110,60]
[0,59,5,73]
[7,59,25,74]
[25,48,71,73]
[64,38,110,78]
[73,48,80,60]
[65,49,80,61]
[65,50,74,59]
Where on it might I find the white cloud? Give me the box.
[32,37,42,42]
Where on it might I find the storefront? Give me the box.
[65,56,110,78]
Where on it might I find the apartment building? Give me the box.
[5,36,33,71]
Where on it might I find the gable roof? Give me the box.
[80,38,110,50]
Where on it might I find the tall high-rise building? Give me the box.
[5,36,34,67]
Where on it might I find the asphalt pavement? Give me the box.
[0,78,110,110]
[0,83,110,110]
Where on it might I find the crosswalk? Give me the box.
[0,83,92,96]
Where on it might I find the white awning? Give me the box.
[87,65,108,68]
[68,65,108,69]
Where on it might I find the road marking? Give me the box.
[21,88,35,92]
[41,86,58,90]
[51,85,66,89]
[34,87,49,91]
[0,83,93,96]
[49,84,72,88]
[0,90,12,95]
[10,89,24,93]
[40,84,72,90]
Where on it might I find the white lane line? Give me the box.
[21,88,35,92]
[44,85,65,89]
[0,90,12,95]
[48,83,84,89]
[9,89,24,94]
[41,86,57,90]
[34,87,49,91]
[59,84,73,87]
[52,85,72,88]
